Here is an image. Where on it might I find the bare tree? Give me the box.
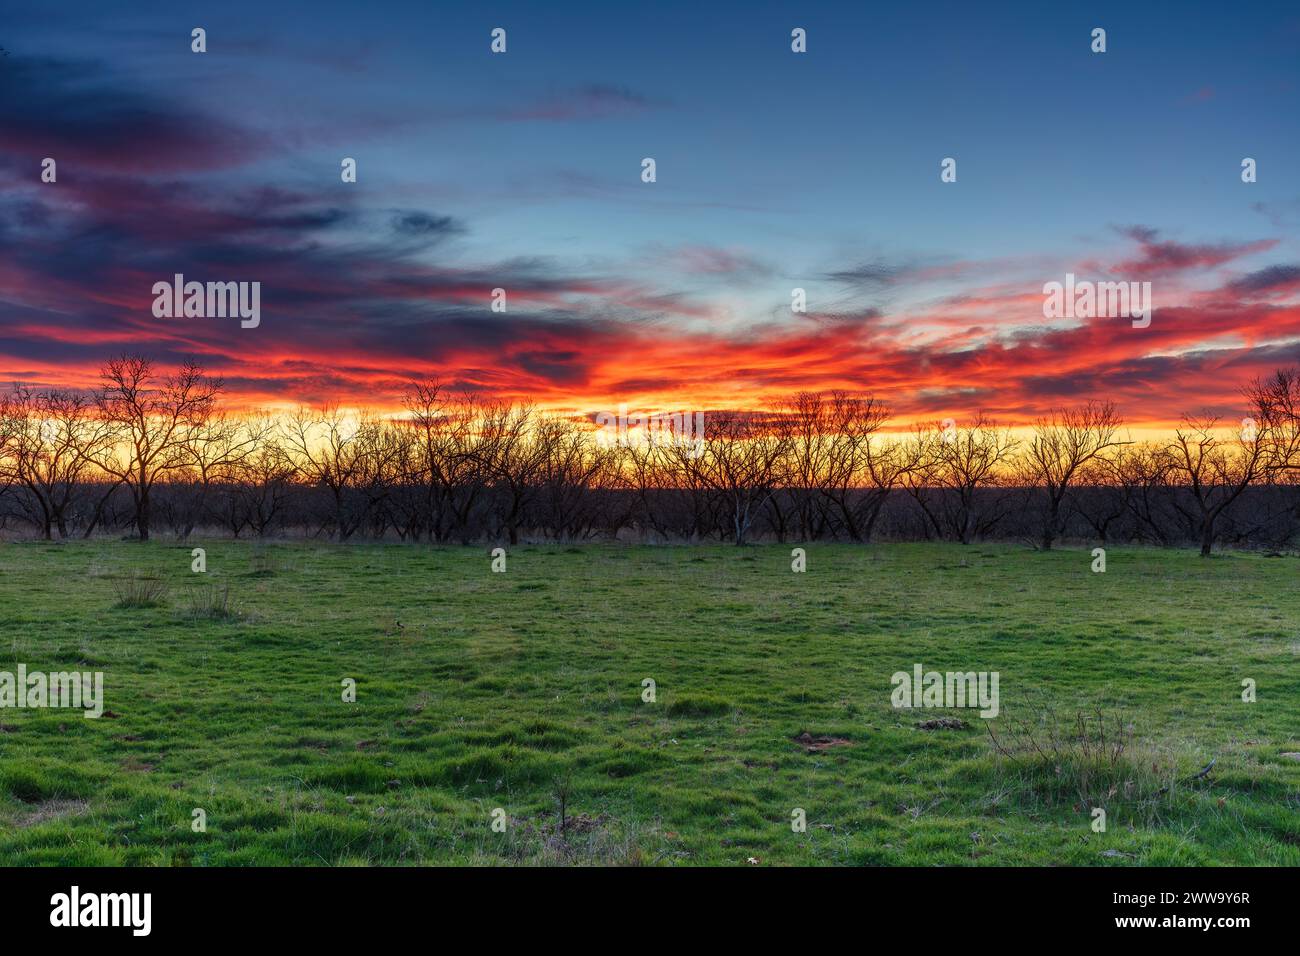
[779,392,836,540]
[1245,368,1300,475]
[1072,455,1127,544]
[401,383,496,543]
[177,412,270,538]
[620,436,683,541]
[535,417,619,540]
[1165,416,1270,557]
[0,394,20,523]
[1112,443,1175,545]
[93,356,221,541]
[818,393,900,542]
[11,356,1300,550]
[479,402,548,545]
[0,387,115,538]
[1022,401,1127,549]
[906,415,1019,544]
[679,411,792,545]
[233,434,298,537]
[401,380,451,541]
[282,406,401,540]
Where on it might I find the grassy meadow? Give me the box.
[0,538,1297,866]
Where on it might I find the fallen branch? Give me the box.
[1157,758,1216,795]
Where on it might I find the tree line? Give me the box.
[2,356,1299,555]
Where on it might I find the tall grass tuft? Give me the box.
[986,697,1178,811]
[183,581,239,622]
[112,573,169,609]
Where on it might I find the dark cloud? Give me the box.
[1115,224,1160,244]
[391,211,462,239]
[1,52,1296,423]
[0,55,257,172]
[1110,225,1276,277]
[825,260,913,287]
[1228,264,1300,294]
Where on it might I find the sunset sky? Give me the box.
[1,0,1298,433]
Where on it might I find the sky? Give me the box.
[1,0,1298,433]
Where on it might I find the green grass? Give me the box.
[0,539,1297,866]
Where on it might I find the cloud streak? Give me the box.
[1,53,1296,434]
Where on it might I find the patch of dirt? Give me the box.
[12,799,89,828]
[916,717,969,730]
[793,731,852,752]
[1281,752,1300,761]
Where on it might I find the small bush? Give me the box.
[986,698,1176,810]
[111,573,168,609]
[183,581,239,621]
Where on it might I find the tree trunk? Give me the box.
[1042,490,1064,551]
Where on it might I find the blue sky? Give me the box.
[1,0,1298,422]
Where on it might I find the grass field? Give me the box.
[0,539,1297,866]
